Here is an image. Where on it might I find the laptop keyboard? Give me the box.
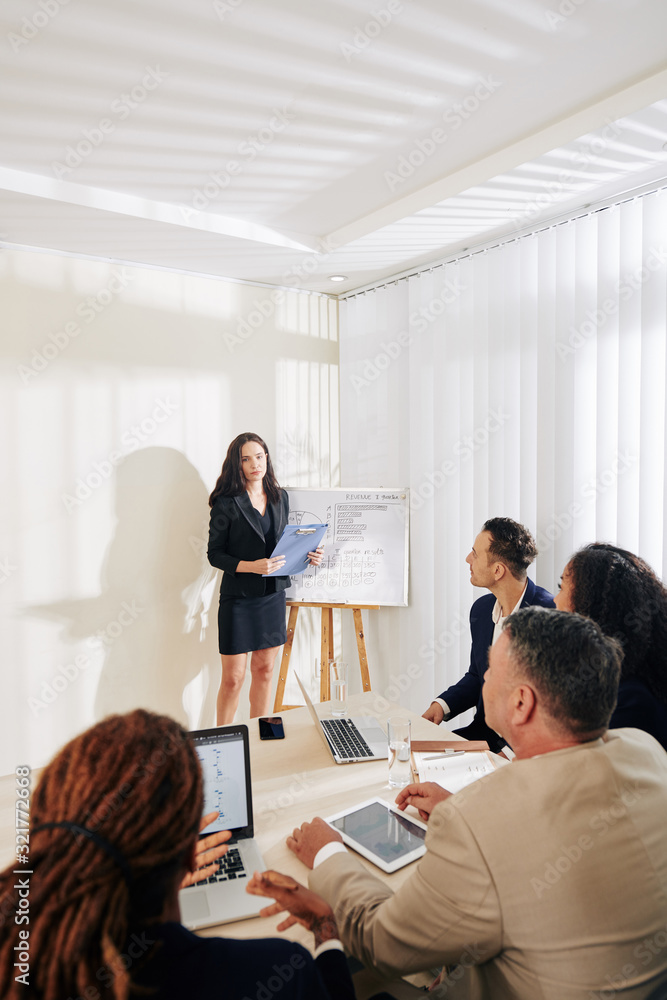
[321,718,374,759]
[207,847,247,883]
[183,847,247,889]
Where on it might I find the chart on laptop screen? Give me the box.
[195,737,248,833]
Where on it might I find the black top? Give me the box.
[611,677,667,751]
[258,504,276,594]
[258,504,273,544]
[129,922,356,1000]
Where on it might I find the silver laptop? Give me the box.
[179,724,266,929]
[295,673,389,764]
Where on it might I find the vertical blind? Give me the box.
[339,187,667,714]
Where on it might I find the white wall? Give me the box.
[0,249,338,773]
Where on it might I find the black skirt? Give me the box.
[218,590,287,655]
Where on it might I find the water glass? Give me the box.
[387,717,411,788]
[330,660,348,716]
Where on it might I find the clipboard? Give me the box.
[262,523,328,576]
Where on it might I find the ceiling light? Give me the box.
[329,275,347,282]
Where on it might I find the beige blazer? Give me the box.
[310,729,667,999]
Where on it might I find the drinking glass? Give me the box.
[330,660,348,716]
[387,717,411,788]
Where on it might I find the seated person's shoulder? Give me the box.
[604,725,667,758]
[470,592,496,619]
[533,583,555,607]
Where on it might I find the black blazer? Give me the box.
[207,490,290,597]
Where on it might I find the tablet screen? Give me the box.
[329,800,426,862]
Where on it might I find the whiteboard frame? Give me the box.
[284,487,410,607]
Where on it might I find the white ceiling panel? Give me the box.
[1,0,666,293]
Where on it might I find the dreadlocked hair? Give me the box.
[0,709,203,1000]
[568,543,667,705]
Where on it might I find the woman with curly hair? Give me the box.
[555,542,667,749]
[0,710,353,999]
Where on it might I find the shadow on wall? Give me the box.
[26,447,219,727]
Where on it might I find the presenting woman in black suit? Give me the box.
[208,432,322,724]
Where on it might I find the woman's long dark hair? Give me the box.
[0,710,203,1000]
[568,542,667,705]
[209,432,281,507]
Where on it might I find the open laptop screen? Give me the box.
[189,725,252,837]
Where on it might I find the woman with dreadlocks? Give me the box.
[555,542,667,749]
[0,710,354,999]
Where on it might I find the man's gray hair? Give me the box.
[503,607,622,736]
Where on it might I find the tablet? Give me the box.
[326,797,427,873]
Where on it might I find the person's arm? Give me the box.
[207,500,242,575]
[436,671,481,716]
[434,601,493,717]
[246,870,340,947]
[394,781,452,822]
[424,665,480,723]
[207,500,285,576]
[424,600,493,721]
[246,867,355,998]
[308,801,502,978]
[236,556,286,574]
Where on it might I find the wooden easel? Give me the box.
[273,601,379,711]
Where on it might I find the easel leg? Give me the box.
[353,608,372,692]
[273,605,299,712]
[320,607,333,700]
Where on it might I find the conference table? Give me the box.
[199,692,471,996]
[0,694,478,997]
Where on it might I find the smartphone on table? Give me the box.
[258,716,285,740]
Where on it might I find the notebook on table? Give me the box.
[295,673,388,764]
[179,724,267,929]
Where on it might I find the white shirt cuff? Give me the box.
[313,939,345,958]
[434,698,451,719]
[313,841,348,868]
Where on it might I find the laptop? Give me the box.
[295,673,389,764]
[179,724,267,929]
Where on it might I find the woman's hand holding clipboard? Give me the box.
[262,523,327,576]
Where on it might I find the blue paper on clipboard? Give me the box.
[262,523,328,576]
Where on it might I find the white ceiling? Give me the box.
[1,0,666,294]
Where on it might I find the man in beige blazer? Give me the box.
[277,608,667,999]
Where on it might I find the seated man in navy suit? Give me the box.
[423,517,554,752]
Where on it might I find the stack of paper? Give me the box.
[413,751,498,794]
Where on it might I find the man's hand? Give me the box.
[394,782,452,822]
[247,870,340,946]
[179,812,232,889]
[422,702,445,725]
[287,817,342,869]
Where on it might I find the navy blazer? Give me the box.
[207,490,290,598]
[438,578,555,746]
